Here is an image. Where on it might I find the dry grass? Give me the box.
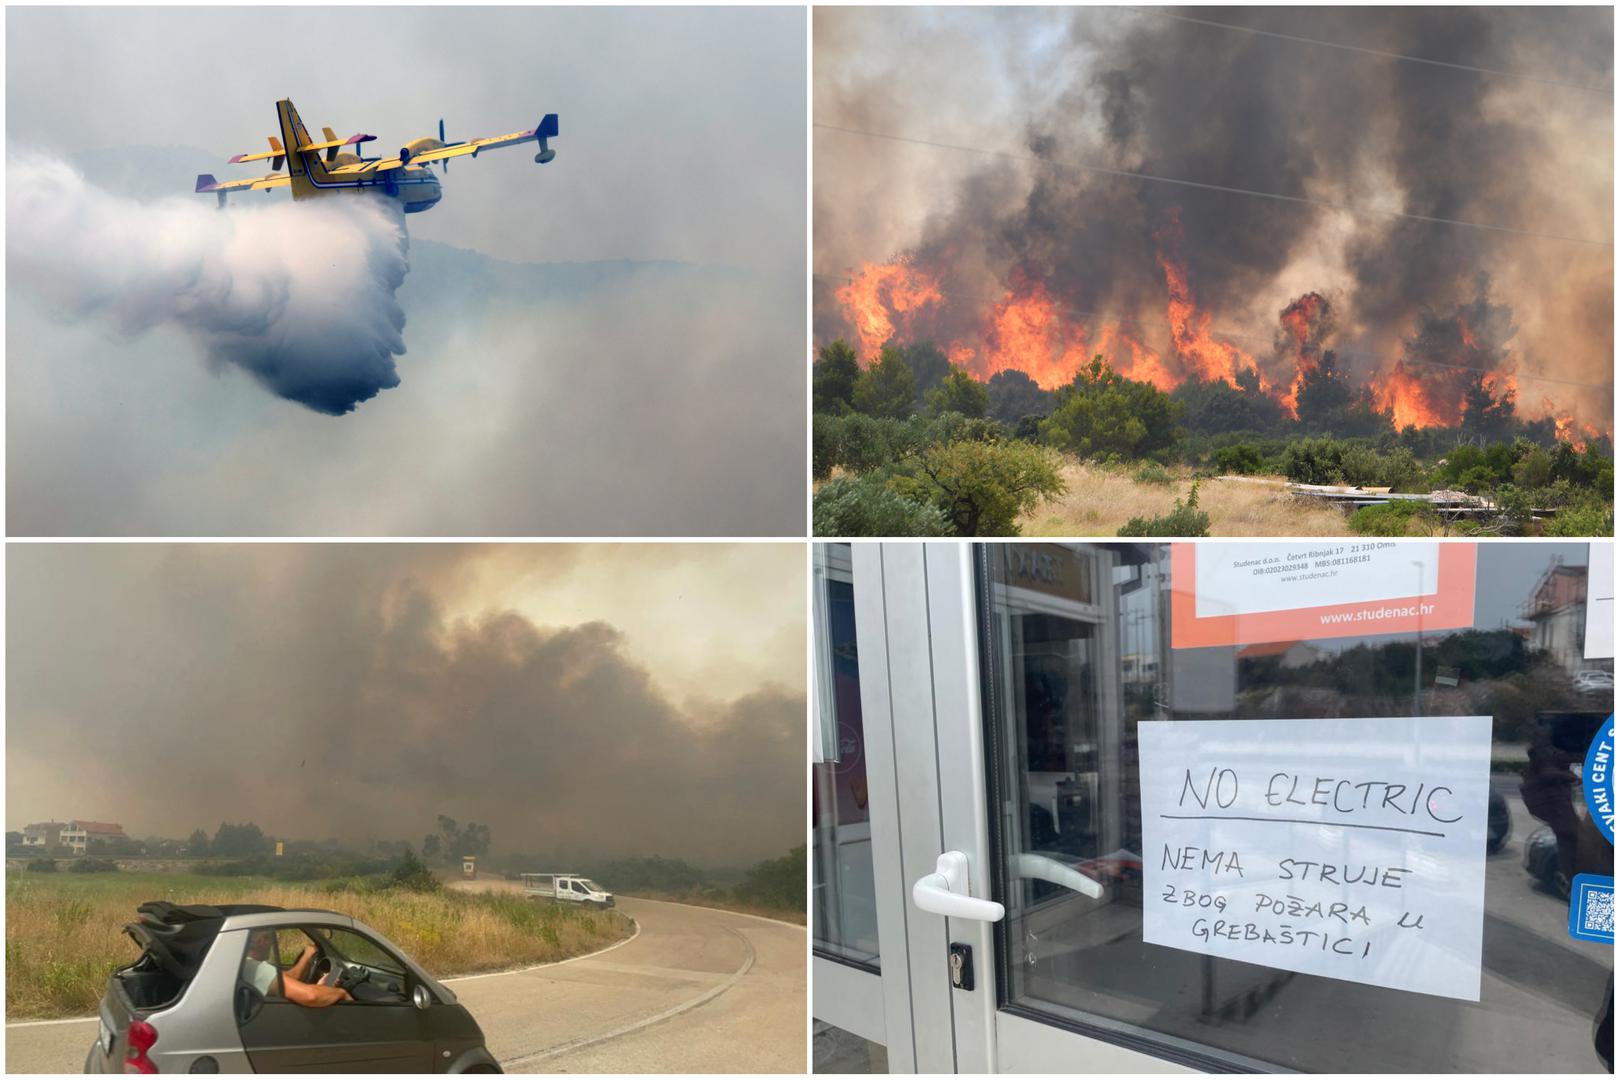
[1020,462,1355,537]
[5,871,633,1020]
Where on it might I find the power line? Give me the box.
[812,272,1613,393]
[1125,7,1614,96]
[813,123,1614,248]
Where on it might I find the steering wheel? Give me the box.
[310,955,333,983]
[335,965,371,993]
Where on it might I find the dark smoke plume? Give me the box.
[814,7,1613,415]
[6,545,804,866]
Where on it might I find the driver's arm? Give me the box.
[285,944,318,984]
[280,973,352,1008]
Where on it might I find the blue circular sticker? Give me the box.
[1584,714,1615,846]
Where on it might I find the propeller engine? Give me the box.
[438,119,449,172]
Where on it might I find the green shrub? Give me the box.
[1281,438,1347,485]
[1132,462,1174,486]
[66,857,118,874]
[812,340,861,415]
[811,413,839,481]
[1212,443,1267,475]
[1040,357,1182,460]
[25,858,56,873]
[852,346,917,419]
[1281,438,1425,489]
[1118,482,1212,537]
[1543,502,1613,537]
[387,848,442,894]
[926,368,989,419]
[812,474,947,536]
[1492,484,1536,534]
[1347,499,1437,536]
[890,439,1066,536]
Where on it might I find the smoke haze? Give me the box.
[6,544,805,866]
[8,155,410,415]
[815,7,1612,429]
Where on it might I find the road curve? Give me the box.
[5,896,805,1074]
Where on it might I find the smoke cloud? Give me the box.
[814,7,1613,428]
[7,154,410,415]
[6,544,805,866]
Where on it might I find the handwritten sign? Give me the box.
[1170,543,1476,648]
[1139,716,1491,1001]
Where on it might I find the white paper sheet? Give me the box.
[1193,543,1439,618]
[1585,542,1613,660]
[1139,715,1491,1001]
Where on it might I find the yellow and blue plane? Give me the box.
[196,98,558,213]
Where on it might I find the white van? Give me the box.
[520,873,615,909]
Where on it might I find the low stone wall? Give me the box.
[6,857,197,873]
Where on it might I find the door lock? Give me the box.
[948,942,975,991]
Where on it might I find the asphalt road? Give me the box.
[5,895,806,1074]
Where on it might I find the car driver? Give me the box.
[241,929,353,1008]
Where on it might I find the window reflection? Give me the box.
[982,542,1614,1073]
[812,544,879,968]
[812,1020,888,1073]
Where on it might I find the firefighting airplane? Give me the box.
[195,98,558,214]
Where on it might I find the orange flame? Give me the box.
[1276,292,1327,418]
[1551,411,1604,451]
[1151,217,1269,394]
[834,261,942,362]
[943,280,1176,391]
[827,244,1607,441]
[1375,361,1446,430]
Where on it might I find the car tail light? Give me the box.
[123,1020,158,1074]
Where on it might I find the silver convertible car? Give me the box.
[86,901,500,1073]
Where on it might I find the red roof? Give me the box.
[1237,640,1305,659]
[71,820,126,835]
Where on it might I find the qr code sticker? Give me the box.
[1583,890,1615,934]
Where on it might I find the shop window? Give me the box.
[979,542,1613,1073]
[812,544,879,969]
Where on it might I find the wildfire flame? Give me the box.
[1552,411,1602,452]
[1277,292,1328,418]
[1375,360,1446,430]
[1154,216,1266,392]
[833,261,942,361]
[826,227,1607,442]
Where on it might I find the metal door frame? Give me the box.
[848,542,1189,1073]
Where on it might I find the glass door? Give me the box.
[837,541,1614,1074]
[834,542,1167,1073]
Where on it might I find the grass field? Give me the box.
[5,871,634,1020]
[1020,463,1356,537]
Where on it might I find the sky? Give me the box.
[6,543,806,866]
[8,6,804,269]
[6,6,806,536]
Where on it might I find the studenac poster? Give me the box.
[1171,542,1477,649]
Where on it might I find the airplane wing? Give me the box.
[227,132,374,167]
[367,113,558,172]
[195,172,291,194]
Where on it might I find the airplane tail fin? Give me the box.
[276,98,335,199]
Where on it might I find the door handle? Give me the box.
[911,851,1005,922]
[1012,852,1105,899]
